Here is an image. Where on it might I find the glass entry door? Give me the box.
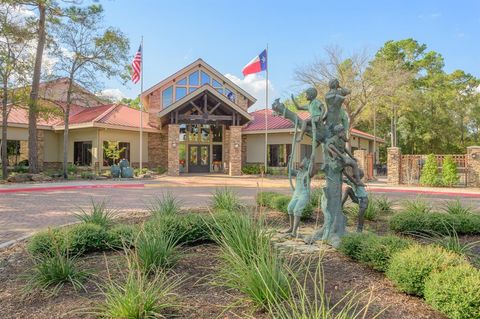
[188,145,210,173]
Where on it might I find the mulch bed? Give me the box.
[0,212,450,319]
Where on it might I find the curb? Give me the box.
[367,187,480,198]
[0,183,145,194]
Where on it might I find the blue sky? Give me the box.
[99,0,480,110]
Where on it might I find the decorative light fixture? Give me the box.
[172,141,177,148]
[234,142,239,148]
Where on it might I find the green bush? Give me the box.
[256,191,282,207]
[74,200,115,229]
[211,187,244,212]
[106,224,138,249]
[64,223,109,254]
[424,264,480,319]
[389,210,480,235]
[386,244,467,296]
[339,233,411,272]
[13,165,29,173]
[420,154,441,186]
[67,163,77,175]
[148,192,182,217]
[442,155,459,187]
[242,164,262,175]
[133,167,148,177]
[273,195,290,214]
[256,191,313,220]
[27,229,65,257]
[156,166,167,174]
[442,199,472,215]
[80,171,95,179]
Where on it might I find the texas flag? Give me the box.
[242,49,267,76]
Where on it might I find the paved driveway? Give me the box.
[1,175,479,246]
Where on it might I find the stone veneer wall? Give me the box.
[224,129,230,174]
[167,124,180,176]
[148,132,167,169]
[467,146,480,187]
[228,126,242,176]
[353,149,368,182]
[241,135,247,166]
[37,129,45,170]
[387,147,401,185]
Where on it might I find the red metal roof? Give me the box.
[244,109,385,142]
[2,106,62,126]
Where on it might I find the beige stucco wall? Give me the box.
[2,126,29,140]
[55,128,99,166]
[44,130,61,162]
[99,129,148,167]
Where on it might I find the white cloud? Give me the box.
[476,85,480,94]
[99,88,126,102]
[224,73,275,111]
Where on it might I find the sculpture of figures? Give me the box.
[291,87,325,146]
[342,169,368,232]
[282,156,315,238]
[325,124,364,186]
[324,78,351,135]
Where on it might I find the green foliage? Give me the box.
[106,224,138,249]
[403,197,432,214]
[80,171,95,179]
[27,229,64,257]
[13,165,29,173]
[210,210,290,308]
[442,155,459,186]
[24,253,88,296]
[389,209,480,235]
[256,191,313,220]
[442,199,472,215]
[344,195,393,222]
[133,167,148,177]
[97,265,181,319]
[424,264,480,319]
[256,191,282,207]
[211,187,244,212]
[135,227,183,273]
[273,195,290,214]
[148,192,182,217]
[386,244,467,296]
[64,223,109,255]
[156,166,167,174]
[67,163,77,175]
[242,164,262,175]
[339,233,412,272]
[74,200,115,228]
[120,96,141,109]
[103,141,126,165]
[420,154,440,186]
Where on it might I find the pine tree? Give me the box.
[420,154,440,186]
[442,155,459,187]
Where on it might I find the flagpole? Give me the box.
[139,36,144,171]
[264,44,269,173]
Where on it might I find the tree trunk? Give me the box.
[1,78,8,180]
[62,80,73,179]
[28,2,47,173]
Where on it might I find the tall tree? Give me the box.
[51,4,129,177]
[0,2,35,179]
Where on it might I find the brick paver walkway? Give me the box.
[1,175,479,247]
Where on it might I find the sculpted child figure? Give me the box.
[324,78,351,135]
[291,87,324,146]
[282,156,315,238]
[325,124,364,186]
[342,169,369,232]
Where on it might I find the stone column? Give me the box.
[387,147,401,185]
[466,146,480,187]
[228,126,242,176]
[167,124,180,176]
[148,132,168,169]
[353,149,368,181]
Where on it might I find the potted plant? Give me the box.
[103,141,125,178]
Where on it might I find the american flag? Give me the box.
[131,44,142,84]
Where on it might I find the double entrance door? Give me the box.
[188,144,210,173]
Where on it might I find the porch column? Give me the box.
[387,147,401,185]
[353,149,368,182]
[467,146,480,187]
[228,126,242,176]
[167,124,180,176]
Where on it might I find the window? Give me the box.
[201,71,210,85]
[225,88,236,102]
[74,141,92,166]
[189,87,197,94]
[212,125,222,142]
[212,79,222,87]
[177,77,187,85]
[162,86,173,108]
[175,87,187,101]
[103,141,130,166]
[188,71,199,86]
[7,140,20,156]
[268,144,287,167]
[200,125,210,142]
[179,124,186,142]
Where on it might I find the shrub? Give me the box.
[442,199,472,215]
[403,197,432,214]
[13,165,29,173]
[211,210,290,308]
[27,229,65,257]
[420,154,441,186]
[442,155,459,187]
[67,163,77,175]
[156,166,167,174]
[96,266,181,318]
[148,192,182,217]
[242,164,262,175]
[339,233,411,272]
[134,167,148,177]
[80,171,95,179]
[135,228,182,273]
[256,191,283,207]
[211,187,243,212]
[256,191,314,220]
[375,196,394,214]
[424,264,480,319]
[386,244,467,296]
[389,210,480,235]
[106,224,138,249]
[74,200,115,228]
[273,195,290,214]
[24,253,88,296]
[64,223,108,254]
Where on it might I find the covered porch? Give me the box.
[157,85,252,176]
